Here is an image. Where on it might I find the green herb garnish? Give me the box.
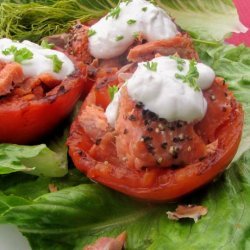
[2,45,17,55]
[127,19,136,25]
[116,35,124,41]
[149,0,157,5]
[123,0,132,5]
[3,46,33,63]
[15,48,33,63]
[142,7,148,12]
[106,6,121,20]
[170,56,185,71]
[87,29,96,37]
[133,32,140,39]
[108,85,119,100]
[175,60,200,91]
[46,54,63,73]
[143,61,158,72]
[41,40,54,49]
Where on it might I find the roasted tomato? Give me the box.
[0,61,86,144]
[67,64,243,201]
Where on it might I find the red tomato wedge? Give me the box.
[67,71,243,201]
[0,65,86,144]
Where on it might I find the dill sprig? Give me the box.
[0,0,113,42]
[175,60,200,91]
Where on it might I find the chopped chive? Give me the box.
[3,46,33,64]
[41,40,54,49]
[2,45,17,55]
[127,19,136,25]
[142,7,147,12]
[46,54,63,73]
[175,60,200,91]
[133,32,139,39]
[149,0,157,5]
[87,29,96,37]
[170,55,185,72]
[177,65,184,71]
[123,0,132,5]
[106,6,121,20]
[108,85,119,100]
[143,61,158,72]
[116,35,124,41]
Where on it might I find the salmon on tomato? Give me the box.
[0,38,87,144]
[67,64,243,201]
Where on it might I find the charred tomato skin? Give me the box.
[0,67,86,144]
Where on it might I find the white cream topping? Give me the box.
[0,38,75,80]
[106,89,123,127]
[105,56,215,126]
[88,0,179,59]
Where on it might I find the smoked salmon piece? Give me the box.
[8,73,62,99]
[66,23,93,64]
[84,232,126,250]
[115,88,207,169]
[80,86,207,170]
[0,62,24,96]
[127,34,199,62]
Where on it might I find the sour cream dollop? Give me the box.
[0,38,75,80]
[89,0,179,59]
[105,56,215,126]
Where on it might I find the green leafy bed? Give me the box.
[0,0,250,249]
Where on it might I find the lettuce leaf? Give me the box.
[0,148,250,250]
[158,0,247,41]
[0,121,68,177]
[0,144,67,177]
[195,43,250,160]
